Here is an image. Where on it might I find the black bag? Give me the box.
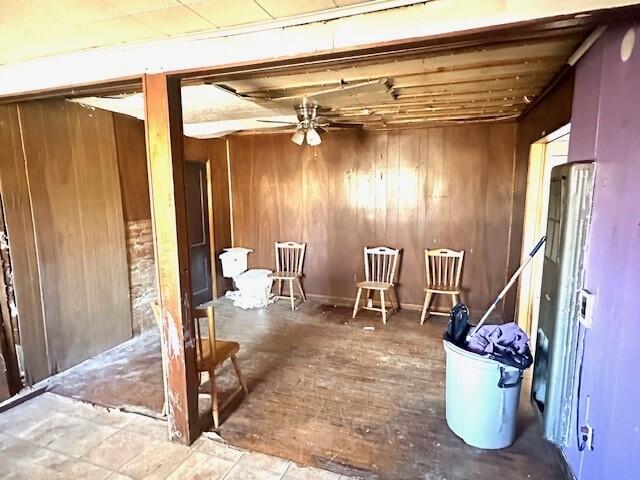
[445,303,470,346]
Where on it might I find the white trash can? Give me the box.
[443,339,523,449]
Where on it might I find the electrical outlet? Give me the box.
[580,423,595,450]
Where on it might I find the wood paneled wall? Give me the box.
[184,137,232,297]
[229,124,517,315]
[0,100,132,380]
[0,104,49,382]
[114,113,151,223]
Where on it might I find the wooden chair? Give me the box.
[352,246,400,324]
[271,241,306,310]
[192,306,248,428]
[151,304,248,428]
[420,248,465,324]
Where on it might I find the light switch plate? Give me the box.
[579,289,595,329]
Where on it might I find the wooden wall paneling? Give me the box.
[486,123,518,315]
[228,124,517,316]
[322,133,357,301]
[395,129,423,305]
[208,139,232,297]
[422,126,446,258]
[113,113,151,223]
[302,143,328,296]
[0,104,48,383]
[18,100,132,373]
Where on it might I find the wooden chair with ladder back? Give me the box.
[420,248,465,324]
[152,304,248,428]
[352,246,400,324]
[271,241,307,310]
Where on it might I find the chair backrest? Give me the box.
[275,241,306,274]
[192,306,216,366]
[363,246,400,284]
[425,248,464,288]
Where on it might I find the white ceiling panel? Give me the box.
[255,0,337,18]
[105,0,182,15]
[133,5,214,35]
[0,0,391,65]
[1,16,162,65]
[186,0,273,27]
[1,0,121,36]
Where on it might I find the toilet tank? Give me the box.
[219,248,252,278]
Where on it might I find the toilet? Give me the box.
[219,248,274,309]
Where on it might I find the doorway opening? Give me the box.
[517,124,570,345]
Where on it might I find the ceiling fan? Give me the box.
[258,98,362,146]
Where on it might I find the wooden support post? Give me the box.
[143,73,199,444]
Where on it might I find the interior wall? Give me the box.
[0,104,48,382]
[0,100,132,378]
[113,113,157,335]
[229,124,517,315]
[562,23,640,480]
[111,115,233,332]
[508,73,574,322]
[184,136,232,298]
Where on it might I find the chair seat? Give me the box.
[425,284,461,294]
[270,271,301,280]
[196,339,240,371]
[356,281,393,290]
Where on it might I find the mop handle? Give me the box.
[467,236,546,340]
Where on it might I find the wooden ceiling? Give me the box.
[206,26,590,128]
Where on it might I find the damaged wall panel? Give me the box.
[4,100,133,375]
[0,104,49,384]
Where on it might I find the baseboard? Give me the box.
[554,444,577,480]
[305,293,424,311]
[305,293,504,321]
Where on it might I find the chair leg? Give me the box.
[289,279,295,310]
[451,293,458,308]
[231,355,248,395]
[420,291,433,325]
[380,290,387,325]
[389,288,399,311]
[277,279,283,296]
[366,289,373,308]
[210,369,219,428]
[296,277,306,302]
[352,288,363,318]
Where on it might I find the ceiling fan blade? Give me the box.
[257,120,299,125]
[326,121,363,129]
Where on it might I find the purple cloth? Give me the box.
[466,322,530,357]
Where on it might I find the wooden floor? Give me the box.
[51,299,564,480]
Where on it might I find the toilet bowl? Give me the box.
[219,248,273,309]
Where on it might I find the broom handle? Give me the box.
[467,236,546,340]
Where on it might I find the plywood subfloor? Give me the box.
[51,299,563,480]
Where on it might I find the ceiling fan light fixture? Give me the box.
[291,130,305,145]
[306,128,321,146]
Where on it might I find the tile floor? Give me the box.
[0,392,354,479]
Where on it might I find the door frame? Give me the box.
[517,124,570,344]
